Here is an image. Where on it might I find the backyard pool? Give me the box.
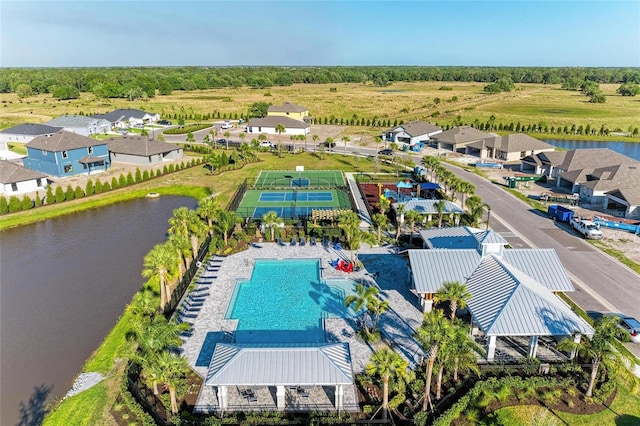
[226,259,356,342]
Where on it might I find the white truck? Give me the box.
[220,121,233,129]
[570,216,604,240]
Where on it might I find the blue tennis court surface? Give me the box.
[259,191,334,203]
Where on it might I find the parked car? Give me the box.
[220,121,233,129]
[378,149,393,156]
[259,141,275,148]
[116,128,128,135]
[587,311,640,343]
[158,120,172,125]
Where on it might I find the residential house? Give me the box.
[382,121,442,148]
[392,199,465,227]
[44,115,111,136]
[92,108,160,129]
[431,126,494,153]
[0,123,63,151]
[0,160,48,195]
[107,136,183,165]
[246,116,310,136]
[23,131,109,177]
[520,148,640,218]
[408,226,594,361]
[465,133,556,162]
[267,102,309,122]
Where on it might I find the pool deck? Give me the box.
[176,242,425,414]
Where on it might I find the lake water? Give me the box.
[543,139,640,162]
[0,196,196,425]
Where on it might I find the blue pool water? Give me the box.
[226,259,356,343]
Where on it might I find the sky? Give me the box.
[1,0,639,68]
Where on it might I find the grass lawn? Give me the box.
[2,82,639,139]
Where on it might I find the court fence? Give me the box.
[227,178,248,212]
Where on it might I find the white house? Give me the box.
[92,109,160,129]
[0,160,48,195]
[246,116,310,136]
[0,123,63,150]
[382,121,442,147]
[44,115,111,136]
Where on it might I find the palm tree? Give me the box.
[197,196,218,236]
[128,289,158,320]
[142,243,177,311]
[371,213,389,245]
[290,135,297,153]
[365,349,408,420]
[433,319,479,399]
[214,209,239,246]
[155,351,189,414]
[300,134,308,152]
[312,134,319,152]
[378,195,391,216]
[211,128,219,149]
[275,124,285,157]
[434,281,472,321]
[345,283,379,334]
[167,231,191,275]
[261,211,282,241]
[435,200,446,228]
[404,209,422,246]
[337,210,360,249]
[223,131,231,150]
[414,309,453,411]
[558,315,638,397]
[368,296,389,332]
[421,156,439,182]
[239,132,246,146]
[188,219,206,261]
[341,135,350,155]
[168,207,192,238]
[394,204,405,243]
[459,181,476,209]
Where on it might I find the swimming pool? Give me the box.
[226,259,356,343]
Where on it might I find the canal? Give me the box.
[0,195,196,425]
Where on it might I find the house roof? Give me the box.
[0,123,63,136]
[267,102,308,113]
[466,256,594,336]
[106,136,181,156]
[248,116,310,129]
[92,108,158,123]
[45,115,109,128]
[467,133,556,153]
[432,126,493,146]
[408,227,574,294]
[387,121,442,138]
[78,155,106,164]
[558,148,636,172]
[393,199,465,215]
[606,188,640,206]
[205,343,353,386]
[0,159,47,184]
[26,131,105,151]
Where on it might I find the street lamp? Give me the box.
[486,206,491,230]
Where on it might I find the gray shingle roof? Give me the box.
[467,133,555,152]
[433,126,493,146]
[44,115,108,128]
[389,121,442,137]
[92,108,157,123]
[267,102,308,113]
[78,155,106,164]
[205,343,353,386]
[106,136,181,156]
[248,116,310,129]
[26,131,105,151]
[0,123,63,136]
[0,160,47,184]
[466,256,593,336]
[558,148,636,171]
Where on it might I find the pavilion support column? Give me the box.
[335,385,344,412]
[217,385,228,410]
[570,334,582,360]
[528,335,539,358]
[486,335,497,362]
[276,385,286,411]
[421,295,433,313]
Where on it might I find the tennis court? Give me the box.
[236,188,352,219]
[253,170,345,188]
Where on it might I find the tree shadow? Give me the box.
[615,414,640,425]
[16,383,52,426]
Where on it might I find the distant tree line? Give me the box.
[2,66,639,100]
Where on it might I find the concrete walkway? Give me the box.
[174,243,425,414]
[345,172,373,230]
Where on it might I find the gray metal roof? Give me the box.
[418,226,484,249]
[501,249,574,292]
[205,343,353,386]
[0,123,63,135]
[393,200,465,215]
[466,256,594,336]
[106,136,181,156]
[408,249,481,293]
[26,131,105,151]
[473,230,508,246]
[248,116,310,129]
[0,160,47,184]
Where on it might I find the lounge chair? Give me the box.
[300,237,306,246]
[322,236,329,247]
[310,237,317,246]
[291,237,297,246]
[276,238,283,246]
[334,242,342,250]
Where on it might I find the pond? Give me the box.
[0,195,196,425]
[542,139,640,162]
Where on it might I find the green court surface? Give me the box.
[253,170,345,188]
[236,188,352,219]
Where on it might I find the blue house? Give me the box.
[23,131,109,177]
